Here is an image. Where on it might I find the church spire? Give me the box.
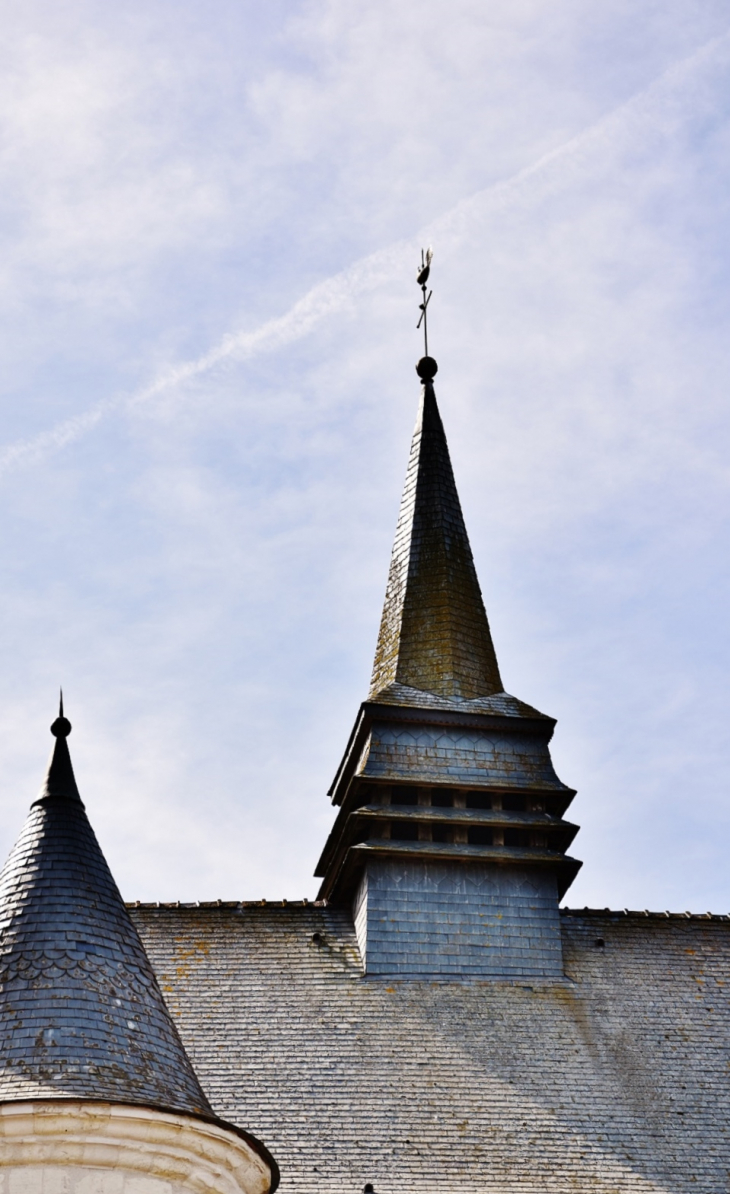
[370,354,502,701]
[316,264,580,970]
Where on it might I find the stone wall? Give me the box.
[0,1101,273,1194]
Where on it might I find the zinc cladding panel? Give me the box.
[353,870,368,962]
[359,861,563,978]
[133,906,730,1194]
[358,722,565,787]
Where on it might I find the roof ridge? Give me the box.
[560,907,730,921]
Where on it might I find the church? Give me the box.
[0,318,727,1191]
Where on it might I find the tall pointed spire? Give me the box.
[370,357,502,701]
[317,271,580,970]
[0,700,210,1112]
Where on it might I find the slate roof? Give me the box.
[372,681,549,719]
[370,375,503,701]
[0,708,211,1113]
[133,901,730,1194]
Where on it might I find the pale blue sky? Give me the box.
[0,0,729,909]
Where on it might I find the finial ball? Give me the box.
[416,356,438,381]
[51,715,72,738]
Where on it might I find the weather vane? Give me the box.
[416,246,433,357]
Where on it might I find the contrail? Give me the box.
[0,29,726,480]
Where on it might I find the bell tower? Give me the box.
[315,269,580,980]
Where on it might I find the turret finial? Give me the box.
[50,688,71,739]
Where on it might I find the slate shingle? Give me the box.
[134,902,730,1194]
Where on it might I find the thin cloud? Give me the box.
[0,27,726,481]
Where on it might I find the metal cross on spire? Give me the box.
[416,246,433,356]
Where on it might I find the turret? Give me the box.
[0,697,278,1194]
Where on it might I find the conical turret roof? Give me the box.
[370,369,503,701]
[0,699,211,1113]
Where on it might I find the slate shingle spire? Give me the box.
[317,349,581,972]
[370,357,502,701]
[0,697,211,1113]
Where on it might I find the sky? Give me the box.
[0,0,729,910]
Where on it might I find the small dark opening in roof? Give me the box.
[466,792,491,810]
[391,820,418,841]
[595,938,605,949]
[503,794,525,812]
[468,826,492,846]
[432,789,452,807]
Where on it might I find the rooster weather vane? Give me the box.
[416,246,433,356]
[415,247,437,382]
